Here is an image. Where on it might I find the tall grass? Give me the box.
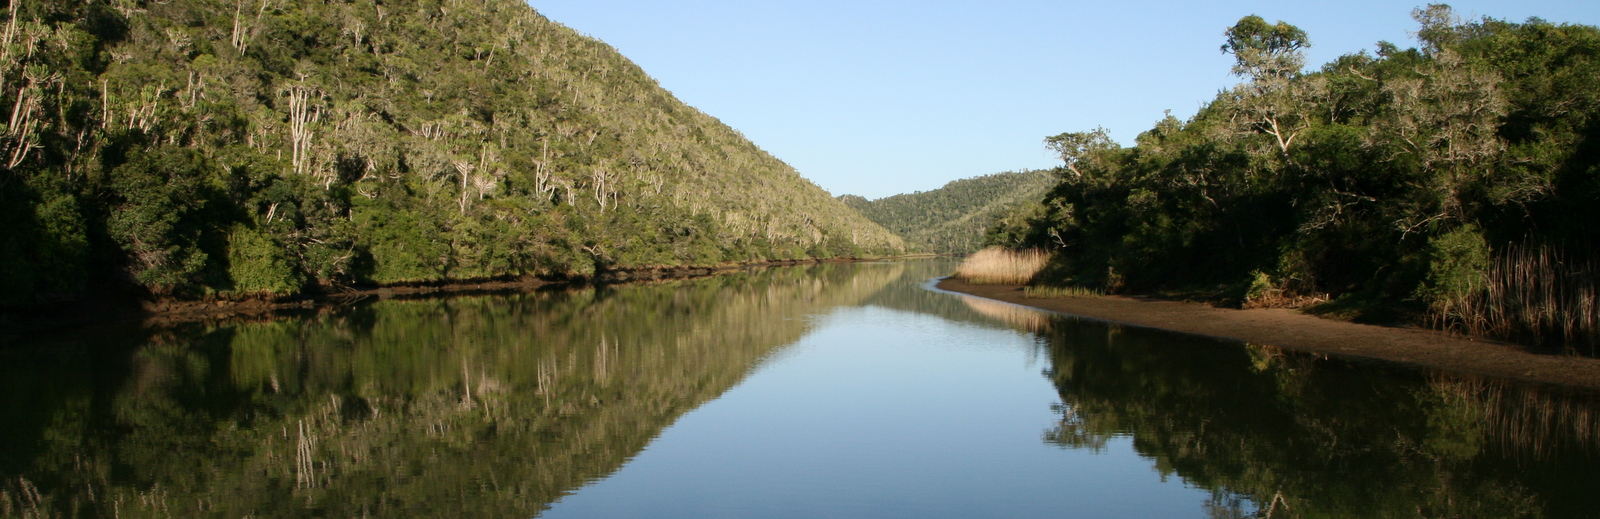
[954,247,1050,285]
[1433,245,1600,354]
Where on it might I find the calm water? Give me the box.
[4,259,1600,518]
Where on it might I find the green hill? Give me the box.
[840,170,1055,254]
[0,0,904,306]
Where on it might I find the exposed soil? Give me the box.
[937,278,1600,391]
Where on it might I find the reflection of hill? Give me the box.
[1039,317,1600,518]
[0,263,903,517]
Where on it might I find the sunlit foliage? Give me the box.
[1000,7,1600,349]
[0,0,904,306]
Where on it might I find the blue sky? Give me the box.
[529,1,1600,200]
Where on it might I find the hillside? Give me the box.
[993,9,1600,352]
[0,0,904,306]
[840,170,1054,254]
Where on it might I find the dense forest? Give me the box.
[840,169,1054,254]
[990,6,1600,352]
[0,0,904,308]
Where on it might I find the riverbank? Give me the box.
[937,278,1600,391]
[2,257,914,339]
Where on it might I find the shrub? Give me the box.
[227,224,304,295]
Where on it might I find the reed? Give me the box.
[953,247,1050,285]
[1432,245,1600,354]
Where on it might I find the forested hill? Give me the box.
[992,7,1600,352]
[0,0,904,306]
[840,170,1055,254]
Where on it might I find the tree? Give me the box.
[1044,128,1119,179]
[1221,16,1321,156]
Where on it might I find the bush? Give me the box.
[1422,225,1491,326]
[104,147,230,293]
[227,224,304,295]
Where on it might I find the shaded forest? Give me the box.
[991,6,1600,352]
[840,169,1054,254]
[0,0,904,309]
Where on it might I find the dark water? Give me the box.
[3,259,1600,518]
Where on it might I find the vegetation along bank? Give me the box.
[0,0,906,315]
[986,6,1600,355]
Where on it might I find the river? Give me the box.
[2,259,1598,518]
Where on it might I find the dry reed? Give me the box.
[1433,245,1600,354]
[954,247,1050,285]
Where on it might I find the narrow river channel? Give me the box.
[3,259,1599,518]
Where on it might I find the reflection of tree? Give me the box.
[1037,316,1600,518]
[0,262,904,517]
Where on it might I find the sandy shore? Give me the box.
[937,278,1600,391]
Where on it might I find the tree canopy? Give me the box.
[994,6,1600,351]
[0,0,905,307]
[842,170,1056,254]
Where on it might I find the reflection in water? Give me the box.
[2,259,1599,518]
[953,293,1053,333]
[1036,314,1600,518]
[0,263,902,517]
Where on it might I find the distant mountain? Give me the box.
[841,170,1056,254]
[0,0,904,305]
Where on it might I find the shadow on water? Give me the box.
[4,258,1600,518]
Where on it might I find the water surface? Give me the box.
[3,260,1599,518]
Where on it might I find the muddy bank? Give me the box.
[937,278,1600,392]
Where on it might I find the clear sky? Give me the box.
[528,1,1600,200]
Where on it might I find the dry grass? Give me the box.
[954,247,1049,285]
[1434,245,1600,354]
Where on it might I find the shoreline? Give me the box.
[3,256,923,339]
[936,277,1600,392]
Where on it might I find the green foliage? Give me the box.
[842,170,1055,254]
[1422,225,1490,304]
[0,0,904,306]
[1245,270,1276,302]
[104,147,231,292]
[1003,8,1600,347]
[226,223,303,295]
[0,177,90,304]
